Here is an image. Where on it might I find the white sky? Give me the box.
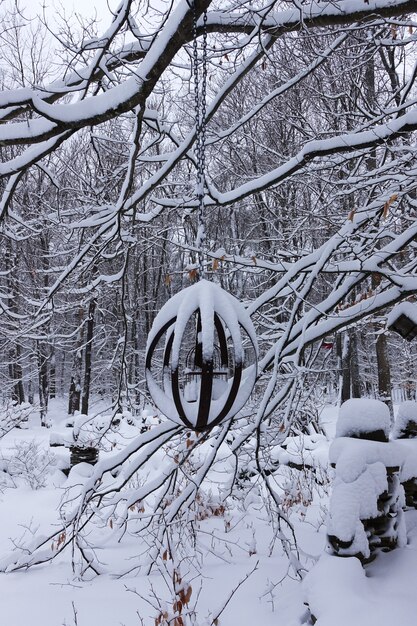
[55,0,120,21]
[21,0,167,24]
[67,0,119,17]
[22,0,119,21]
[17,0,168,43]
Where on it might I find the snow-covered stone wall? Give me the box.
[328,399,406,563]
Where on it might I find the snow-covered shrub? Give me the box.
[271,432,329,470]
[270,433,331,523]
[0,402,33,436]
[139,405,161,431]
[392,401,417,439]
[49,431,70,447]
[72,413,109,447]
[192,491,227,521]
[2,440,57,489]
[328,400,405,563]
[335,398,390,442]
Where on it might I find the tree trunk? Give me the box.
[68,309,84,415]
[81,296,97,416]
[28,379,34,404]
[350,329,361,398]
[59,350,66,398]
[340,332,351,404]
[49,348,56,399]
[339,328,361,403]
[9,345,25,405]
[366,36,393,414]
[37,340,49,426]
[376,332,393,417]
[5,242,25,404]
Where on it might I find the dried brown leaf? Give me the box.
[382,193,398,219]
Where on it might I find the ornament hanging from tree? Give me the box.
[145,280,257,431]
[145,5,257,430]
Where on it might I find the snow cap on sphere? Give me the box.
[336,398,390,440]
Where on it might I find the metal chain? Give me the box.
[192,2,208,279]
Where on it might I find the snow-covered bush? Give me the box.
[49,431,70,447]
[1,440,57,490]
[139,405,161,430]
[0,402,33,436]
[328,400,405,563]
[269,433,331,523]
[72,413,112,447]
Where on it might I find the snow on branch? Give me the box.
[206,0,417,35]
[0,0,212,148]
[208,108,417,207]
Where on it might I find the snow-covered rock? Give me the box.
[392,401,417,439]
[328,401,405,563]
[336,398,390,441]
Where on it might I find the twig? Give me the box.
[210,560,259,625]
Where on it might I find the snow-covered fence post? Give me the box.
[393,401,417,509]
[327,399,405,564]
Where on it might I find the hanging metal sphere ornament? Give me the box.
[145,6,257,431]
[145,280,258,431]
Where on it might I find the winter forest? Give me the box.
[1,0,417,624]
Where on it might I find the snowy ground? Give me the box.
[0,400,416,626]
